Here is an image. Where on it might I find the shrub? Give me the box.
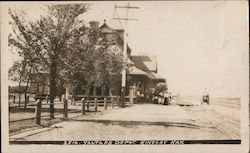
[155,82,168,95]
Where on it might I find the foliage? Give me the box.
[60,24,96,88]
[155,82,168,95]
[9,4,90,115]
[9,85,27,93]
[9,61,26,84]
[60,23,124,95]
[9,3,124,102]
[8,60,32,106]
[93,37,123,89]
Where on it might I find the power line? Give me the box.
[113,17,138,21]
[113,3,124,29]
[115,4,139,9]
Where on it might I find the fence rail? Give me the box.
[9,95,120,125]
[32,96,120,125]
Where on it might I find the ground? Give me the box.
[9,96,240,141]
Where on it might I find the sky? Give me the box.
[5,1,248,97]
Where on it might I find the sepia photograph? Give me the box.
[1,1,249,153]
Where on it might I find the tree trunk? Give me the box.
[24,81,29,109]
[101,84,106,97]
[72,85,76,105]
[109,88,112,96]
[18,82,21,107]
[49,57,57,118]
[65,86,70,100]
[87,85,90,100]
[86,85,91,111]
[42,78,45,95]
[24,94,27,108]
[93,86,96,96]
[36,82,39,93]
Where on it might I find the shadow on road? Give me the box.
[9,107,83,113]
[70,118,202,129]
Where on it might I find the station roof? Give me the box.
[128,66,148,75]
[129,55,157,73]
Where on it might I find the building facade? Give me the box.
[29,20,166,103]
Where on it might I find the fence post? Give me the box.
[13,95,15,104]
[104,98,107,110]
[24,95,27,109]
[63,95,68,119]
[94,98,98,112]
[81,98,85,115]
[111,97,114,109]
[71,96,73,105]
[35,99,42,125]
[27,96,29,104]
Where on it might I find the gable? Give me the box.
[130,56,157,72]
[99,25,115,33]
[99,22,131,56]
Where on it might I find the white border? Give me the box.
[1,1,249,153]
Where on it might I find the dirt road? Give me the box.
[10,98,239,141]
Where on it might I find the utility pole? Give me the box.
[114,3,139,107]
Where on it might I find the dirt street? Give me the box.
[10,97,240,141]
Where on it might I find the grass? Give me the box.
[9,101,115,135]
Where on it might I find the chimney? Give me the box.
[89,21,99,30]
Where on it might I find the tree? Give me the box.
[9,58,40,108]
[9,3,124,116]
[94,43,123,96]
[106,45,123,95]
[155,82,168,95]
[8,57,35,107]
[60,24,123,99]
[9,4,90,117]
[59,22,96,102]
[9,61,27,106]
[9,8,49,107]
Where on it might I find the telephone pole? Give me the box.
[114,3,139,107]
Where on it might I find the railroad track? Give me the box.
[208,119,240,139]
[181,104,241,139]
[197,105,241,139]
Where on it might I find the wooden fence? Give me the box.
[34,96,120,125]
